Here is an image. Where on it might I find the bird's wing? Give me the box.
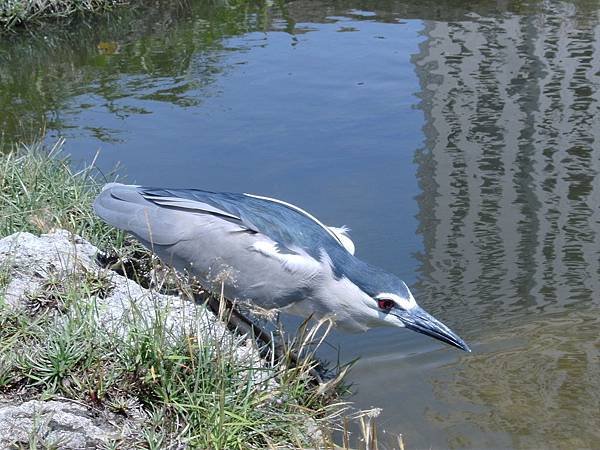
[137,187,353,258]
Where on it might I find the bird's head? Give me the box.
[368,285,470,352]
[345,263,470,352]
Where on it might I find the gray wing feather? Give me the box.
[94,185,212,245]
[142,195,240,220]
[138,187,348,258]
[95,183,350,261]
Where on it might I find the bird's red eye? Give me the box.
[377,299,395,311]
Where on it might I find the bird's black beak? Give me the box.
[394,306,471,352]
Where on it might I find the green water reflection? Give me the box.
[0,0,271,144]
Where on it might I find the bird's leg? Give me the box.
[196,291,324,385]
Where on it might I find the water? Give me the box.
[2,1,600,448]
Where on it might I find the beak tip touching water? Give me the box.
[457,340,472,353]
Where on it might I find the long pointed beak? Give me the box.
[394,306,471,352]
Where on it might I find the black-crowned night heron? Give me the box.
[94,183,470,352]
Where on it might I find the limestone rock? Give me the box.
[0,230,223,339]
[0,399,119,449]
[0,230,96,309]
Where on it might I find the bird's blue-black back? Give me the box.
[141,187,409,298]
[141,187,344,257]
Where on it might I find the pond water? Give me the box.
[2,0,600,448]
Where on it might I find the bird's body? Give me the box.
[94,183,470,351]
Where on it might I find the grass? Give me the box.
[0,141,112,243]
[0,263,9,295]
[1,285,341,448]
[0,138,117,243]
[0,138,146,266]
[0,139,397,449]
[0,0,127,31]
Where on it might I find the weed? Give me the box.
[0,0,127,32]
[24,267,113,314]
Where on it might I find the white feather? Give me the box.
[250,240,320,274]
[327,226,355,255]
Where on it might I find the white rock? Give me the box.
[0,400,119,449]
[0,229,222,338]
[0,230,96,309]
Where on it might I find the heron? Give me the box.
[94,183,470,352]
